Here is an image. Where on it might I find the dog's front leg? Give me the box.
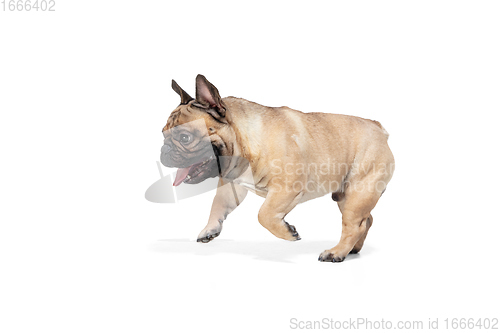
[197,180,248,243]
[258,188,303,241]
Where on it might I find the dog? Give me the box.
[160,75,395,262]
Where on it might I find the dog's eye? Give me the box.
[179,134,192,144]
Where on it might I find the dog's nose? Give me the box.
[161,144,172,154]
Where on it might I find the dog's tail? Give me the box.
[371,120,390,139]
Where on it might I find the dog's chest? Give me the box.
[232,168,268,197]
[238,182,267,195]
[233,179,268,197]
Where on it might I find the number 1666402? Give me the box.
[1,0,55,11]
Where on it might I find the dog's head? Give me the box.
[160,75,239,186]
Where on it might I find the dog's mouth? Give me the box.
[172,155,218,186]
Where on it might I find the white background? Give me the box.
[1,1,499,332]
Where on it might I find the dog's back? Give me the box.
[225,96,392,170]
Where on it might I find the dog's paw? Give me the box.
[318,250,345,263]
[284,221,301,241]
[197,222,222,243]
[197,232,220,243]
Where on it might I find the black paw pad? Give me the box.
[197,232,220,243]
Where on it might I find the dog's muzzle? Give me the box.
[161,144,172,154]
[160,142,174,167]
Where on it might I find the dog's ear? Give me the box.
[172,80,194,105]
[195,74,226,121]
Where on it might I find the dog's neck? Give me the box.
[223,97,265,164]
[211,97,267,181]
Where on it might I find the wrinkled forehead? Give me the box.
[164,104,208,128]
[163,107,183,131]
[163,117,210,138]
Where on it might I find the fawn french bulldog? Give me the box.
[160,75,394,262]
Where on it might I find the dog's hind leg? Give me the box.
[319,175,383,262]
[332,192,373,254]
[349,214,373,254]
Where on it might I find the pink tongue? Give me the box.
[173,167,191,186]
